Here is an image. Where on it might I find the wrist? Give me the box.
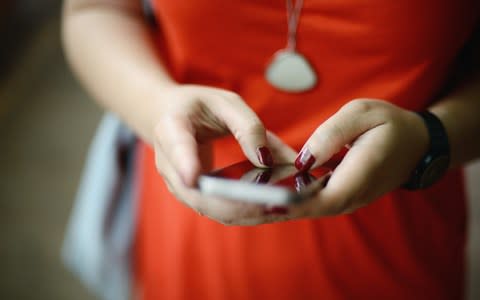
[403,111,451,190]
[407,110,430,164]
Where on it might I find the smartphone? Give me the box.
[198,161,331,205]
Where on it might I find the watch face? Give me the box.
[420,155,450,188]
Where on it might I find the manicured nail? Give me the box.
[256,146,274,167]
[294,172,312,191]
[263,206,289,215]
[295,148,316,171]
[254,169,273,184]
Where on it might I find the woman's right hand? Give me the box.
[62,0,296,224]
[152,84,297,224]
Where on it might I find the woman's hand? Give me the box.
[153,84,297,225]
[287,99,430,217]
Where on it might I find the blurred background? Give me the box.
[0,1,478,300]
[0,0,99,299]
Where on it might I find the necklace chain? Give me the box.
[265,0,317,92]
[286,0,304,51]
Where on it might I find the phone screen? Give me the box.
[207,161,331,192]
[198,153,342,204]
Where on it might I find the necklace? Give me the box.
[265,0,317,93]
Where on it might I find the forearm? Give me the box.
[62,0,175,143]
[430,74,480,167]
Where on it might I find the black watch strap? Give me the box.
[403,111,450,190]
[419,111,450,155]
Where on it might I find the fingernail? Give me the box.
[256,146,274,167]
[294,172,312,191]
[295,148,316,171]
[263,206,289,215]
[254,169,273,184]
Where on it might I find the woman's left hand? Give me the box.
[285,99,430,218]
[178,98,432,225]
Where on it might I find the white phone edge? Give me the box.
[197,175,328,205]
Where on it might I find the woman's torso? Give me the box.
[135,1,479,299]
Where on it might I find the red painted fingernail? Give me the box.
[295,148,316,171]
[254,169,273,184]
[256,146,274,167]
[294,172,312,191]
[263,206,289,215]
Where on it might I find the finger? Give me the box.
[266,131,298,164]
[154,142,209,212]
[307,127,391,216]
[234,213,297,226]
[207,93,274,168]
[154,114,201,187]
[155,142,270,224]
[295,100,386,171]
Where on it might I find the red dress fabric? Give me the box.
[134,1,479,299]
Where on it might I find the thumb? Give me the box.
[295,100,383,171]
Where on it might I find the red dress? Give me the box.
[134,1,479,299]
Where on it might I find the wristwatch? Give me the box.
[403,111,450,190]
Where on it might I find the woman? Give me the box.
[63,0,480,299]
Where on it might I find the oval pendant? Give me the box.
[265,49,317,93]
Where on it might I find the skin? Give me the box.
[63,0,480,225]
